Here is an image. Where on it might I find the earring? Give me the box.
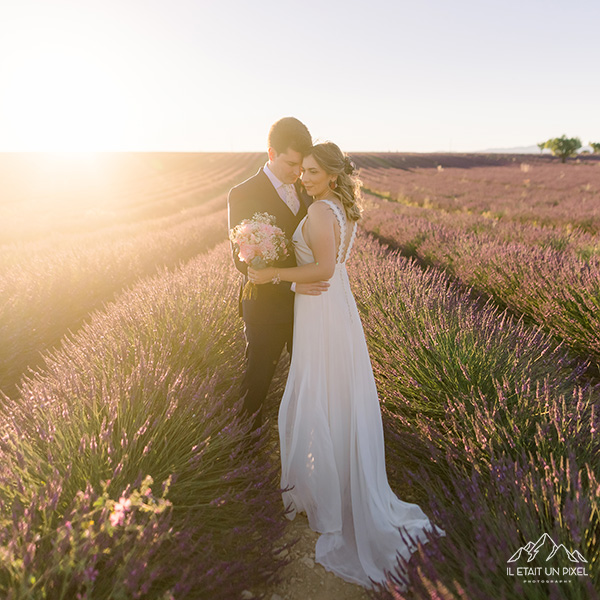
[329,179,337,190]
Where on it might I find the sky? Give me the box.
[0,0,599,153]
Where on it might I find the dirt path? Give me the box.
[263,512,370,600]
[245,508,370,600]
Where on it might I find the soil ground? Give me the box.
[247,510,371,600]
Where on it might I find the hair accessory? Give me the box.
[343,156,355,175]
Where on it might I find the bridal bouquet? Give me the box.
[229,212,290,299]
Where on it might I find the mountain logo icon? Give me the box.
[507,533,588,564]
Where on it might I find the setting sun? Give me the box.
[1,2,598,153]
[3,27,135,151]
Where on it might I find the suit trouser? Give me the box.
[240,319,293,428]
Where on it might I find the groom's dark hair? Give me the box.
[268,117,312,155]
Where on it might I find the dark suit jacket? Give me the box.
[228,167,312,324]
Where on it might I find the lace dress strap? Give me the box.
[345,221,357,262]
[320,199,346,264]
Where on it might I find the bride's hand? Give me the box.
[248,267,276,285]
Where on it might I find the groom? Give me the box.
[228,117,329,430]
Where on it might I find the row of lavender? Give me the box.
[0,152,263,243]
[0,209,228,397]
[347,233,599,599]
[360,196,600,261]
[0,242,288,599]
[355,154,600,234]
[360,195,600,365]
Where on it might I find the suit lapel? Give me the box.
[256,169,285,210]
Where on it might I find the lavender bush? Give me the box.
[381,451,599,600]
[350,234,587,414]
[0,241,289,599]
[0,209,227,397]
[361,196,600,365]
[359,195,600,261]
[0,474,178,599]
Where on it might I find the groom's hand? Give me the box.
[294,281,330,296]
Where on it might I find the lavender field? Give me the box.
[0,153,598,599]
[0,153,262,396]
[358,153,600,366]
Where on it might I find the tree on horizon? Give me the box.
[539,135,582,163]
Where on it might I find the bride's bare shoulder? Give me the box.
[307,200,337,219]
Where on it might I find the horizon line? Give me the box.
[0,148,556,155]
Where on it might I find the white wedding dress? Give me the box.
[279,199,444,588]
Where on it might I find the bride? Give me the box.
[248,142,444,588]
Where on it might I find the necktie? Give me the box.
[281,184,300,215]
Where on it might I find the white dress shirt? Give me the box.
[264,162,299,292]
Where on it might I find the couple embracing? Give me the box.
[227,117,444,589]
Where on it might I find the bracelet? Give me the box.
[271,270,281,284]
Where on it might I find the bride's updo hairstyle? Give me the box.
[309,142,362,222]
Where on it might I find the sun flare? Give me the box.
[2,15,139,152]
